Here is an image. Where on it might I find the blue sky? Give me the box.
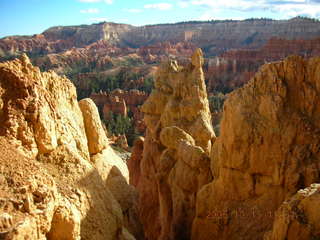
[1,0,320,38]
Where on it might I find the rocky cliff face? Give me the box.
[0,55,141,239]
[2,18,320,59]
[192,56,320,240]
[137,49,215,239]
[0,22,133,58]
[121,18,320,55]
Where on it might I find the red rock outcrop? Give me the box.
[192,56,320,239]
[206,37,320,93]
[137,49,215,240]
[91,89,148,133]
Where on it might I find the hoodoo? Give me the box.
[1,48,320,240]
[133,51,320,240]
[135,48,215,240]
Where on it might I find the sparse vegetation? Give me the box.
[208,92,227,113]
[105,111,132,136]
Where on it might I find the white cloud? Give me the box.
[89,17,108,22]
[178,1,189,8]
[191,0,267,11]
[183,0,320,19]
[80,8,100,14]
[124,8,143,13]
[273,3,320,18]
[144,3,173,11]
[78,0,113,4]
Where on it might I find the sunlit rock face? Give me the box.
[0,55,140,240]
[192,56,320,240]
[137,48,215,240]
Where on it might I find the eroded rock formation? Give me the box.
[134,50,320,240]
[138,48,215,240]
[0,55,140,239]
[205,37,320,93]
[91,89,148,134]
[192,56,320,240]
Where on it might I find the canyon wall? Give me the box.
[0,22,133,58]
[0,55,141,239]
[122,18,320,55]
[2,18,320,59]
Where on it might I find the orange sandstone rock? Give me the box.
[192,56,320,240]
[137,48,215,240]
[0,55,139,240]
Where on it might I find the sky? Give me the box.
[1,0,320,38]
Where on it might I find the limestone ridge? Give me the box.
[0,54,140,239]
[192,56,320,239]
[136,48,215,239]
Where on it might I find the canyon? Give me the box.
[0,46,320,239]
[1,17,320,240]
[128,49,320,240]
[2,18,320,141]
